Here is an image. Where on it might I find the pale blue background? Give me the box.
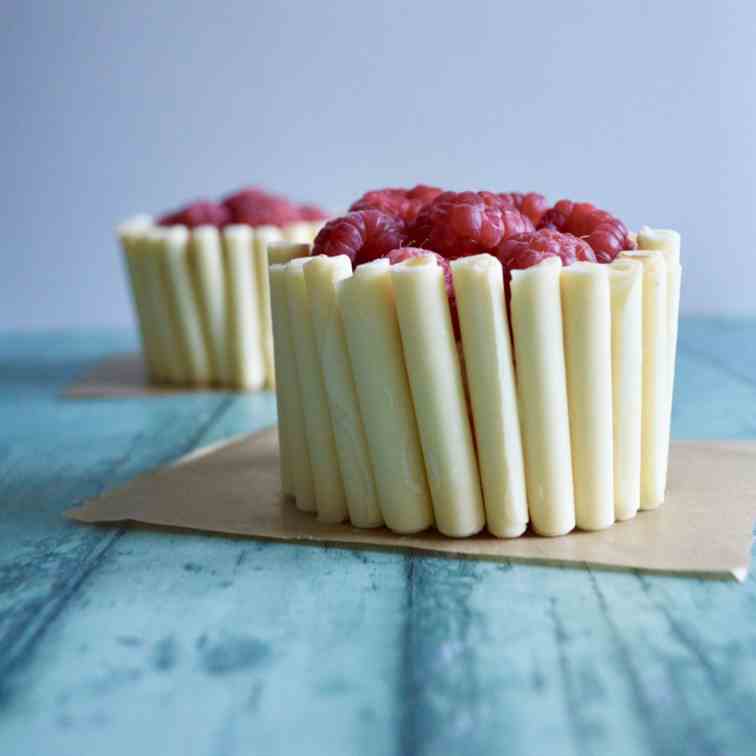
[2,0,753,329]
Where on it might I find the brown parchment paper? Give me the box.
[66,428,756,581]
[63,354,234,398]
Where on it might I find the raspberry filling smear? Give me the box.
[408,191,534,259]
[312,210,408,267]
[349,185,443,224]
[538,199,635,263]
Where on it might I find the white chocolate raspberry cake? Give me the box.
[270,187,681,538]
[117,188,328,390]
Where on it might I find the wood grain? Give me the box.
[1,322,756,756]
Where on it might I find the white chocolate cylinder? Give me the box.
[159,226,211,385]
[391,255,484,537]
[253,229,285,389]
[269,264,315,507]
[304,256,383,528]
[285,259,347,523]
[619,250,668,509]
[141,230,185,384]
[338,260,434,534]
[561,263,614,531]
[117,217,160,381]
[451,255,528,537]
[608,259,643,521]
[637,226,682,484]
[190,226,229,385]
[510,257,575,536]
[283,221,316,244]
[222,225,265,390]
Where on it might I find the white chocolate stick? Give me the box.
[117,217,160,381]
[608,259,643,521]
[266,242,311,496]
[338,260,434,534]
[285,259,347,523]
[159,226,211,385]
[619,250,668,509]
[189,226,229,385]
[283,221,317,243]
[140,229,185,384]
[452,255,528,538]
[510,257,575,536]
[637,227,682,483]
[269,264,315,507]
[304,256,383,528]
[222,225,265,390]
[251,228,283,389]
[391,255,485,537]
[561,263,614,531]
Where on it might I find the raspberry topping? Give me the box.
[408,191,534,259]
[350,185,443,223]
[297,203,329,221]
[496,192,549,226]
[539,200,634,263]
[497,228,596,271]
[158,201,231,229]
[312,210,407,266]
[387,247,459,338]
[222,187,300,228]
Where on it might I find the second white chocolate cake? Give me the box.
[117,187,328,391]
[270,186,681,539]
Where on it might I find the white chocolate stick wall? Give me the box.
[273,232,681,539]
[117,219,324,390]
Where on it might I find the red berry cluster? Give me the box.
[314,186,634,271]
[157,187,328,229]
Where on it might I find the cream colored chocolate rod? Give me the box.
[223,225,265,390]
[338,260,434,534]
[608,259,643,521]
[451,255,528,538]
[286,259,347,523]
[269,263,315,507]
[304,255,383,528]
[252,228,283,390]
[190,226,229,385]
[266,241,311,496]
[117,217,160,381]
[619,250,668,509]
[510,257,575,536]
[140,229,185,384]
[561,262,614,531]
[391,255,485,537]
[283,221,317,244]
[637,227,682,481]
[160,226,211,384]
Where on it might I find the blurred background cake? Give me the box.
[117,187,328,390]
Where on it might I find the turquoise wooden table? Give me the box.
[1,319,756,756]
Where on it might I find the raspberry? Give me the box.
[297,203,329,221]
[539,200,634,263]
[350,185,442,223]
[158,200,231,228]
[408,191,534,259]
[222,187,299,227]
[387,247,459,339]
[496,192,548,225]
[312,210,407,266]
[497,229,596,271]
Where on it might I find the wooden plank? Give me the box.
[1,322,756,756]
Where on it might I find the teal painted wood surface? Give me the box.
[1,319,756,756]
